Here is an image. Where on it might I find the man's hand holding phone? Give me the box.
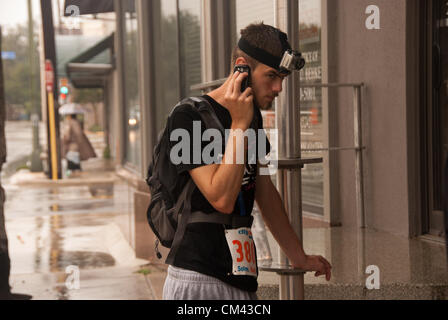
[223,67,254,130]
[234,65,251,92]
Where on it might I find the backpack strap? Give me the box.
[189,211,254,229]
[191,96,225,134]
[165,179,196,265]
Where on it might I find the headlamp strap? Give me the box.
[277,31,292,52]
[238,30,293,72]
[238,37,283,71]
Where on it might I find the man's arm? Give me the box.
[188,71,253,214]
[255,166,332,280]
[189,128,247,214]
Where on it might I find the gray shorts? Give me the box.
[162,266,258,300]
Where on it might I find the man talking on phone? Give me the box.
[162,23,332,300]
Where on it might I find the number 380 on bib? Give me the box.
[225,228,258,277]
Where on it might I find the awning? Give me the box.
[64,0,114,16]
[64,0,135,16]
[66,63,113,88]
[65,33,114,88]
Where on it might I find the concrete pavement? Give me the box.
[4,156,167,300]
[0,123,167,300]
[1,121,46,179]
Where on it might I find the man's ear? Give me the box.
[235,57,248,66]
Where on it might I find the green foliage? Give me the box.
[155,9,202,133]
[135,268,151,276]
[16,164,30,171]
[178,10,202,98]
[89,124,103,132]
[72,88,103,104]
[103,145,111,159]
[2,23,41,117]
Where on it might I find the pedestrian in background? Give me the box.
[61,114,96,175]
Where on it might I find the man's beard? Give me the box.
[253,95,273,111]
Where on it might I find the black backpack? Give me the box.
[146,97,254,264]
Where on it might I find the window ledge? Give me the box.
[116,165,149,193]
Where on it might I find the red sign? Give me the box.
[45,60,54,93]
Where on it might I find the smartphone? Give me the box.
[234,65,251,92]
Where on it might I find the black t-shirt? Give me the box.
[167,95,271,292]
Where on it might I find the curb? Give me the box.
[9,170,118,188]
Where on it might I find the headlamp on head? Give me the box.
[278,49,306,75]
[238,29,306,77]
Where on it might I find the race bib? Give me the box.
[225,227,257,278]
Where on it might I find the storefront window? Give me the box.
[299,0,323,216]
[235,0,277,183]
[235,1,276,125]
[178,0,202,98]
[233,1,324,216]
[235,0,275,36]
[155,0,203,134]
[123,0,141,170]
[156,0,180,135]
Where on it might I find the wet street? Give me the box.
[2,122,161,300]
[4,172,160,300]
[2,121,46,178]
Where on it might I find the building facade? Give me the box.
[67,0,447,260]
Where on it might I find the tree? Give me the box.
[72,87,102,104]
[72,87,103,130]
[2,23,41,119]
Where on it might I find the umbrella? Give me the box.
[59,103,86,115]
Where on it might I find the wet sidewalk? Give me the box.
[4,158,165,300]
[5,156,448,300]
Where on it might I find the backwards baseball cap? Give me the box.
[238,29,305,76]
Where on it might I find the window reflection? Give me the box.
[156,0,180,134]
[299,0,323,216]
[235,0,275,36]
[123,0,141,169]
[179,0,202,98]
[235,0,277,186]
[234,0,325,216]
[155,0,202,134]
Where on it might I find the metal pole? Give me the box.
[40,0,61,179]
[276,0,304,300]
[355,82,367,279]
[29,0,43,172]
[113,0,127,164]
[47,90,58,181]
[353,86,365,228]
[276,169,290,299]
